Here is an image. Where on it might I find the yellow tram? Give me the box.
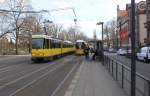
[31,34,75,62]
[75,40,86,55]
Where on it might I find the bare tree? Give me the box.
[46,23,63,38]
[104,18,117,48]
[0,12,13,38]
[58,26,88,42]
[20,14,43,53]
[104,25,110,48]
[2,0,31,54]
[67,26,76,41]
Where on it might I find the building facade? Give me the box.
[146,0,150,45]
[0,37,10,54]
[117,6,130,48]
[117,1,147,49]
[136,1,147,47]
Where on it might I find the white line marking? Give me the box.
[0,65,19,72]
[64,60,84,96]
[0,63,56,89]
[9,64,65,96]
[51,62,79,96]
[0,66,38,81]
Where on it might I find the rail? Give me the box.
[103,55,150,96]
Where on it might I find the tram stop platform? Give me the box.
[64,58,128,96]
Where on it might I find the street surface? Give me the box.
[0,55,82,96]
[105,52,150,79]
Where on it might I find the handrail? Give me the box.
[103,55,150,96]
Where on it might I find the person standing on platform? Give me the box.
[84,44,90,60]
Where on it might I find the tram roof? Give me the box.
[64,40,72,44]
[76,40,85,43]
[32,35,62,41]
[32,34,51,39]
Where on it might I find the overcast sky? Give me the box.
[1,0,144,39]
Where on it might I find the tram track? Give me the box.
[14,57,82,96]
[0,55,80,96]
[0,56,31,69]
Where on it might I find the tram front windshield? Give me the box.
[75,42,85,49]
[32,38,43,49]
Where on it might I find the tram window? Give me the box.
[63,43,64,48]
[64,43,68,48]
[64,43,67,48]
[43,39,49,49]
[58,41,61,48]
[48,39,50,48]
[75,43,79,49]
[63,43,66,48]
[55,40,59,48]
[67,43,69,48]
[53,40,56,48]
[65,43,67,48]
[55,41,59,48]
[32,39,43,49]
[81,42,86,49]
[57,41,60,48]
[50,40,52,48]
[54,40,61,48]
[51,40,55,48]
[49,40,52,48]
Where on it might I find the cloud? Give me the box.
[53,20,99,38]
[51,1,72,9]
[0,0,5,3]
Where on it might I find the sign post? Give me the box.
[130,0,136,96]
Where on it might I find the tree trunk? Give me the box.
[106,31,109,48]
[28,32,32,53]
[15,30,18,55]
[15,23,19,55]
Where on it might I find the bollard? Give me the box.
[109,59,110,72]
[112,60,114,76]
[122,65,124,88]
[116,62,118,81]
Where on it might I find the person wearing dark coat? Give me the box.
[92,48,98,60]
[84,45,90,59]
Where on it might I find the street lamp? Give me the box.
[74,18,77,42]
[96,21,104,65]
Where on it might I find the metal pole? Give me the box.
[130,0,136,96]
[119,22,122,47]
[117,5,119,50]
[102,23,104,65]
[116,30,119,50]
[74,19,77,42]
[102,23,103,42]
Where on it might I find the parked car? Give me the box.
[136,47,150,63]
[117,48,127,56]
[108,48,116,53]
